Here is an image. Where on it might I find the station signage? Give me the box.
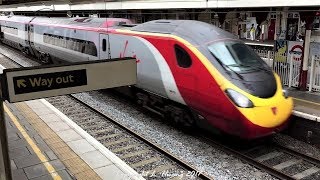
[1,58,137,103]
[13,69,87,94]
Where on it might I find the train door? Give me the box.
[0,21,3,39]
[27,24,37,57]
[286,18,299,40]
[99,34,110,60]
[286,12,300,41]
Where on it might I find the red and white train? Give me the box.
[0,15,293,139]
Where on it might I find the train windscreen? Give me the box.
[208,41,266,73]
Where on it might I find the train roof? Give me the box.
[131,20,237,45]
[31,16,132,28]
[0,15,34,23]
[0,15,132,28]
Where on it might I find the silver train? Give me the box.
[0,15,293,139]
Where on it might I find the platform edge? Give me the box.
[292,110,319,122]
[39,98,145,180]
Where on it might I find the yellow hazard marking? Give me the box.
[4,103,62,180]
[293,97,320,106]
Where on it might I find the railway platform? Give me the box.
[242,39,275,47]
[284,88,320,145]
[4,98,143,180]
[288,89,320,121]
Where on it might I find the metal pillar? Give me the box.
[309,55,315,92]
[288,54,294,88]
[0,74,12,180]
[299,30,311,90]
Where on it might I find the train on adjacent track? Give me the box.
[0,15,293,139]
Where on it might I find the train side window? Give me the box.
[43,33,97,57]
[89,42,98,56]
[67,39,73,50]
[102,39,106,52]
[174,44,192,68]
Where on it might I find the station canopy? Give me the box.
[1,0,45,5]
[0,0,103,5]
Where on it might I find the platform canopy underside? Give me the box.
[0,1,320,11]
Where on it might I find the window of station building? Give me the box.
[174,44,192,68]
[43,33,97,56]
[1,25,18,35]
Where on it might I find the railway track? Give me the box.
[70,74,320,180]
[96,88,320,180]
[83,86,320,180]
[48,95,210,180]
[0,50,212,180]
[201,135,320,180]
[2,45,320,180]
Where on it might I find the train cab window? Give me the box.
[174,44,192,68]
[102,39,106,52]
[208,41,264,72]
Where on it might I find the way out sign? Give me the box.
[13,70,87,94]
[1,58,137,103]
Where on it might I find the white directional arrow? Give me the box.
[17,79,26,88]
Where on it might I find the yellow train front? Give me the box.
[171,20,294,139]
[218,72,294,139]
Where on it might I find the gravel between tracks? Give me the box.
[0,45,38,67]
[273,134,320,160]
[73,91,277,180]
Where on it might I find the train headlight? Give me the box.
[225,89,254,108]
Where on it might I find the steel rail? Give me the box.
[1,51,212,180]
[5,45,320,180]
[0,52,28,68]
[274,143,320,166]
[68,94,213,180]
[200,135,295,180]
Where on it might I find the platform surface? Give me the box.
[242,39,275,47]
[288,89,320,121]
[4,99,143,180]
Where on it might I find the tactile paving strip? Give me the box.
[13,102,102,180]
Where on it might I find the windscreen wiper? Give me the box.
[235,63,271,73]
[254,65,271,73]
[209,52,244,80]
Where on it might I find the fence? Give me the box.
[253,49,320,93]
[308,55,320,92]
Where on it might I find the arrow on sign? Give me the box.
[17,79,26,88]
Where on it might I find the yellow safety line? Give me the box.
[4,103,62,180]
[293,97,320,106]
